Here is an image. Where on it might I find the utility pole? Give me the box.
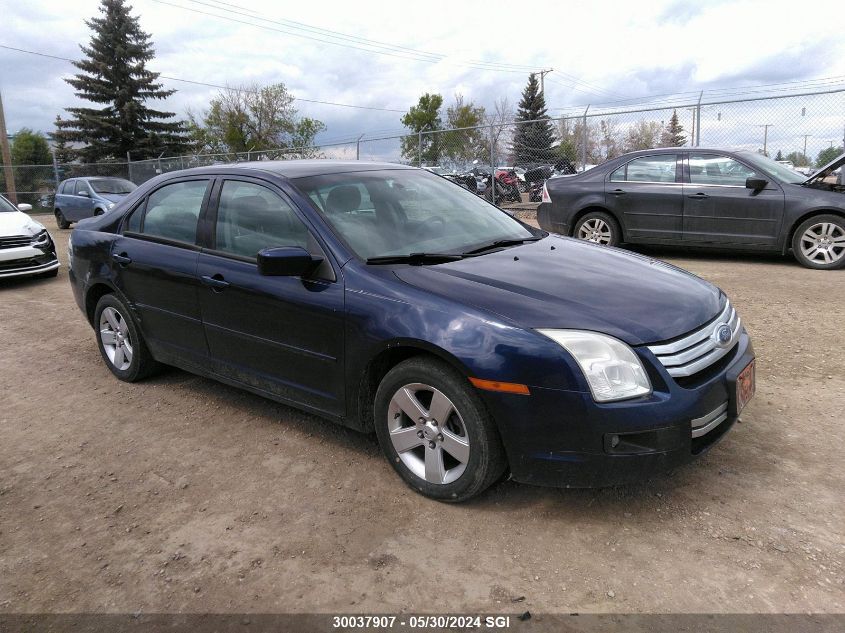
[0,91,17,204]
[800,134,812,162]
[538,69,554,95]
[757,124,773,156]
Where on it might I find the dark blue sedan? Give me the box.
[68,161,755,501]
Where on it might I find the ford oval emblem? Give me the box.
[714,324,733,347]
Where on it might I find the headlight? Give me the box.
[537,329,652,402]
[31,229,51,248]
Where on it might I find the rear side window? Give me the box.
[140,180,209,244]
[611,155,678,183]
[215,181,309,258]
[61,180,74,194]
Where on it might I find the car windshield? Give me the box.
[0,195,17,212]
[294,169,539,261]
[739,152,805,184]
[89,178,137,194]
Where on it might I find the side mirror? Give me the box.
[257,246,322,277]
[17,203,33,212]
[79,190,90,197]
[746,177,768,190]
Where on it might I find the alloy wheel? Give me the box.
[578,218,612,244]
[99,306,133,370]
[387,383,470,485]
[800,222,845,266]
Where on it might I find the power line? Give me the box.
[0,44,405,113]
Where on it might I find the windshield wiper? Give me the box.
[462,236,542,255]
[366,252,465,265]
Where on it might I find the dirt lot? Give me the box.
[1,226,843,616]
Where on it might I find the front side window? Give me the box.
[214,181,310,258]
[75,180,91,196]
[611,155,678,183]
[140,180,209,244]
[689,154,758,186]
[294,169,536,260]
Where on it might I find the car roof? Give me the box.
[170,160,417,180]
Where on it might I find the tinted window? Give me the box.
[141,180,208,244]
[689,154,759,186]
[612,155,677,183]
[75,180,91,195]
[215,181,309,258]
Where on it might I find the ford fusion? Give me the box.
[0,195,59,279]
[68,161,755,501]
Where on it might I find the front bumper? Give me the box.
[0,243,59,279]
[480,331,755,488]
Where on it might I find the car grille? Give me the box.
[0,235,33,250]
[646,299,741,378]
[691,402,728,438]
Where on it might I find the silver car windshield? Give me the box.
[294,169,536,260]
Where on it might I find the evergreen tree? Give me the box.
[49,116,76,163]
[774,149,784,161]
[511,73,555,165]
[54,0,187,161]
[660,110,686,147]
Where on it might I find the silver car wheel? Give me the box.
[99,306,133,371]
[387,383,470,485]
[800,222,845,265]
[578,218,612,245]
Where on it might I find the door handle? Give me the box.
[201,274,230,291]
[687,192,710,199]
[113,253,132,266]
[610,188,626,195]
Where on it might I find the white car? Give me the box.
[0,195,59,279]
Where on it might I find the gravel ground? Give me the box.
[0,226,843,615]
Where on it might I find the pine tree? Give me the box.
[511,73,555,165]
[49,116,76,163]
[660,110,686,147]
[54,0,187,161]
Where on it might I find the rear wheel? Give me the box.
[573,211,621,247]
[791,214,845,269]
[374,357,507,502]
[94,294,160,381]
[55,210,70,229]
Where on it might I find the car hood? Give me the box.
[803,152,845,185]
[0,211,45,237]
[96,192,131,203]
[394,236,722,346]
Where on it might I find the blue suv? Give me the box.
[53,177,137,228]
[68,161,756,501]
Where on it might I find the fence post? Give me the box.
[356,134,364,160]
[581,105,590,172]
[489,124,496,204]
[418,129,423,166]
[696,91,703,146]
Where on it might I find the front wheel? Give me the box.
[94,294,161,381]
[55,210,70,230]
[573,211,621,247]
[374,358,507,502]
[791,214,845,269]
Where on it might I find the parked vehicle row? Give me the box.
[68,160,754,501]
[538,148,845,269]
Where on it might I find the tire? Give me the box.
[791,214,845,270]
[94,294,160,382]
[55,210,70,230]
[573,211,621,247]
[374,357,507,502]
[93,207,105,216]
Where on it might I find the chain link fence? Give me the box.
[3,88,843,213]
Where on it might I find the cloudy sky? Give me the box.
[2,0,844,160]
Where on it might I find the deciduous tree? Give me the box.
[400,93,443,166]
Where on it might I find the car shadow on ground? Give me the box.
[142,365,767,518]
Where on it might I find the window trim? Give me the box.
[607,153,683,185]
[121,176,213,249]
